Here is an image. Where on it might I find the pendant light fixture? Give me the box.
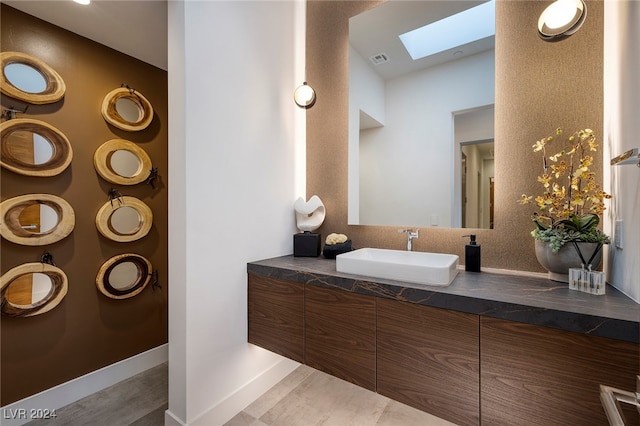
[538,0,587,42]
[294,81,316,109]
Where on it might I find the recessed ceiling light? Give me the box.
[73,0,91,5]
[399,0,495,61]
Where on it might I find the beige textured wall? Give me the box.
[307,0,603,272]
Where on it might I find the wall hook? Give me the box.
[146,167,159,189]
[108,188,124,207]
[40,251,56,266]
[151,269,161,291]
[1,105,28,120]
[120,83,136,95]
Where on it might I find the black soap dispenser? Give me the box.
[463,234,481,272]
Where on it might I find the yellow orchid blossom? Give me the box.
[518,127,611,223]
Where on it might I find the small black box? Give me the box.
[294,232,321,257]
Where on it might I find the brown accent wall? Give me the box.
[1,5,168,405]
[306,0,603,272]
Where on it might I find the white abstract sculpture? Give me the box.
[294,195,325,232]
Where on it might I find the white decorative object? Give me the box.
[294,195,325,232]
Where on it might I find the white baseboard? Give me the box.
[190,357,300,426]
[164,409,187,426]
[0,344,168,426]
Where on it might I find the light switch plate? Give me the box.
[615,220,623,249]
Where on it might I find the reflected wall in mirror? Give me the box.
[1,118,73,176]
[101,87,153,131]
[0,262,68,317]
[454,105,494,229]
[95,196,152,242]
[95,253,152,299]
[0,194,75,246]
[348,1,495,228]
[94,139,152,185]
[0,51,66,104]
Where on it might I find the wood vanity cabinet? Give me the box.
[304,285,377,391]
[249,272,639,425]
[377,298,480,426]
[481,317,639,426]
[247,274,304,363]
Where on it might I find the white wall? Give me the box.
[348,45,385,224]
[357,50,494,227]
[603,0,640,303]
[167,1,303,424]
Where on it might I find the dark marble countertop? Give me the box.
[248,255,640,343]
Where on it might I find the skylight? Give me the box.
[399,0,495,61]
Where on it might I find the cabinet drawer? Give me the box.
[305,285,376,391]
[377,298,480,426]
[248,274,304,363]
[481,317,639,425]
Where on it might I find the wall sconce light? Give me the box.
[294,82,316,109]
[538,0,587,42]
[611,148,640,167]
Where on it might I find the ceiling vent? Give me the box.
[369,53,389,65]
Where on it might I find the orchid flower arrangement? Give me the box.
[518,128,611,252]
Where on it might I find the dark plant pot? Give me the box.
[534,240,603,283]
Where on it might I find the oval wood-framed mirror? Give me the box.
[95,196,152,242]
[0,118,73,177]
[96,253,152,299]
[94,139,152,185]
[0,262,68,317]
[101,87,153,131]
[0,51,66,104]
[0,194,75,246]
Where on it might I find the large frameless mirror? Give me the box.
[101,87,153,131]
[0,51,66,104]
[95,253,152,299]
[95,196,152,242]
[94,139,152,185]
[0,262,68,317]
[1,118,73,177]
[348,1,495,229]
[0,194,75,246]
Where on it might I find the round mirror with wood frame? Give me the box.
[1,262,68,317]
[94,139,152,185]
[101,87,153,131]
[1,118,73,177]
[96,253,152,299]
[0,194,75,246]
[0,51,66,104]
[95,196,152,242]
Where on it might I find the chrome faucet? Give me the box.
[399,229,419,251]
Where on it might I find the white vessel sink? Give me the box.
[336,248,459,286]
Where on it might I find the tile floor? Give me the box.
[25,363,168,426]
[225,365,455,426]
[23,362,454,426]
